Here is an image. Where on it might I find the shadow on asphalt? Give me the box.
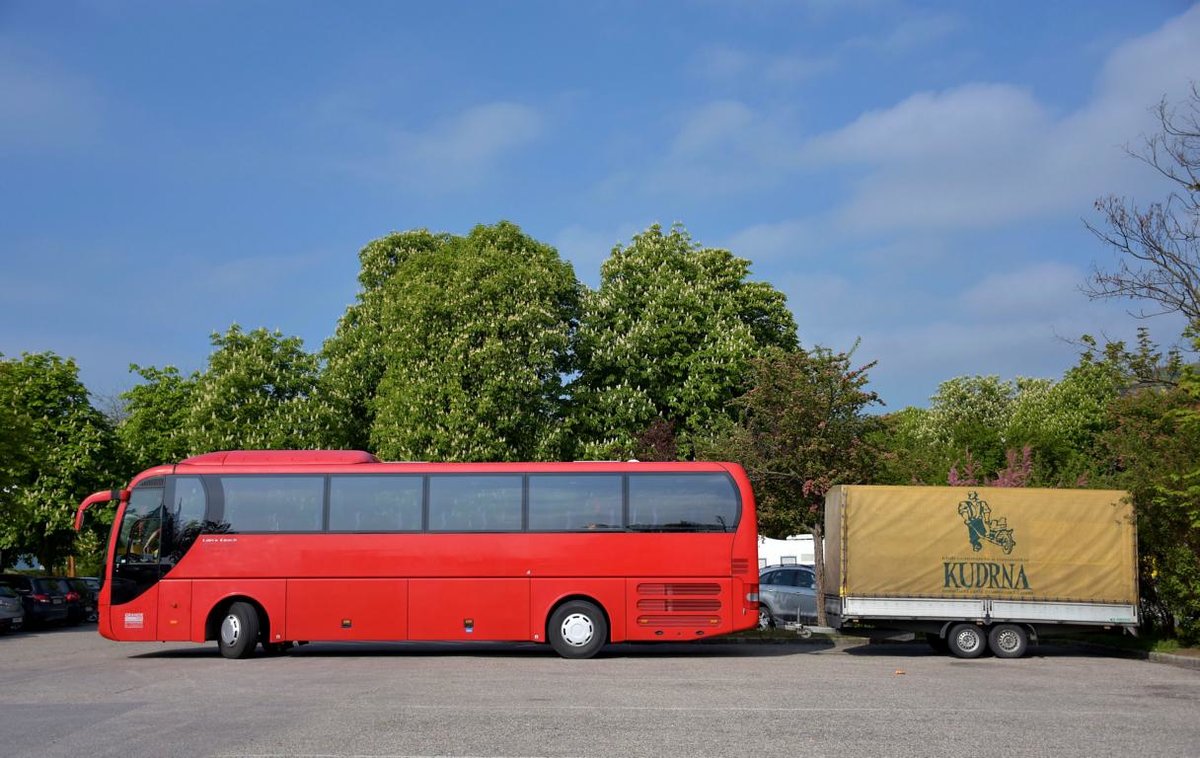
[840,640,1133,660]
[128,638,838,660]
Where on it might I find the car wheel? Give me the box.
[947,623,987,659]
[988,624,1028,659]
[758,604,776,631]
[218,602,260,659]
[548,600,607,659]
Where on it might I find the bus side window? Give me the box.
[429,475,522,532]
[528,475,622,531]
[219,476,324,533]
[627,474,740,532]
[329,476,422,532]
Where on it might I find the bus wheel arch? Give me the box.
[545,596,610,659]
[205,596,268,659]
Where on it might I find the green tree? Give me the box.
[1006,342,1126,486]
[573,224,797,457]
[320,230,452,449]
[118,364,198,471]
[186,325,327,452]
[0,353,122,571]
[369,221,581,461]
[1085,329,1200,643]
[698,345,881,626]
[699,346,882,538]
[873,376,1021,485]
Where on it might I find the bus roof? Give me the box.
[179,450,382,466]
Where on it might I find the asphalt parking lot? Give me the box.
[2,624,1198,758]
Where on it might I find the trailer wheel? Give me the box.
[988,624,1028,659]
[947,623,986,659]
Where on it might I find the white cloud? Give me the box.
[694,44,836,86]
[634,100,802,196]
[805,5,1200,233]
[722,218,819,263]
[955,262,1085,321]
[340,102,544,192]
[875,13,962,52]
[671,101,758,154]
[764,54,836,83]
[777,258,1190,408]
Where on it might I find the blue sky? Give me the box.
[2,1,1196,411]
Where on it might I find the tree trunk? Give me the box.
[812,520,827,628]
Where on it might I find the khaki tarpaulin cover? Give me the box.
[824,486,1137,605]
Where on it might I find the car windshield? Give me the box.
[0,586,16,598]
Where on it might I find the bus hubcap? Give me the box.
[221,614,241,647]
[560,614,594,646]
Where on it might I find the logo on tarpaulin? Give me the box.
[957,490,1015,554]
[944,491,1029,591]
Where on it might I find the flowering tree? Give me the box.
[368,222,581,461]
[0,353,122,571]
[573,224,796,458]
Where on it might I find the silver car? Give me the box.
[0,585,24,632]
[758,565,817,629]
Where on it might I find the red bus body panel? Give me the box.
[94,456,760,650]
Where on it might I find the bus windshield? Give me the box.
[116,481,164,565]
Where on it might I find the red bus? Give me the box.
[75,450,761,659]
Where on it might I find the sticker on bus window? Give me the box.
[124,613,144,629]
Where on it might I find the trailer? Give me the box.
[823,485,1139,658]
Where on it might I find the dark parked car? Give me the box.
[0,585,24,632]
[65,577,98,622]
[0,575,69,627]
[758,564,817,629]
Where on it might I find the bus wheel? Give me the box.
[218,602,260,659]
[947,623,986,659]
[548,600,607,659]
[988,624,1028,659]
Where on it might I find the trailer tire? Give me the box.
[988,623,1028,659]
[947,623,987,659]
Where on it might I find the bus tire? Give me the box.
[548,600,607,659]
[218,602,259,659]
[947,623,986,659]
[988,624,1028,659]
